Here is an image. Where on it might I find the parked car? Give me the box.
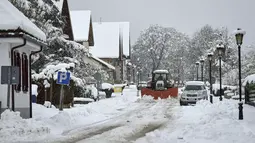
[100,83,114,98]
[180,81,208,106]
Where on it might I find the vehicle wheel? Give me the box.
[180,100,183,106]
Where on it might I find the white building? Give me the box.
[55,0,116,78]
[90,22,131,83]
[0,0,46,118]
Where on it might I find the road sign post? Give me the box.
[1,66,19,110]
[59,85,64,111]
[56,71,70,111]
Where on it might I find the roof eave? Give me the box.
[0,29,47,47]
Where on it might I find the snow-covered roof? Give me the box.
[119,22,130,57]
[101,83,113,90]
[0,0,46,41]
[243,74,255,86]
[52,0,64,11]
[70,10,91,42]
[185,81,205,86]
[153,70,169,74]
[90,22,120,58]
[90,55,115,70]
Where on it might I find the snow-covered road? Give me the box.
[70,98,178,143]
[45,90,179,143]
[1,86,255,143]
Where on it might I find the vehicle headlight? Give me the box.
[181,93,186,97]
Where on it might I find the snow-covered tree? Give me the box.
[10,0,109,101]
[132,25,190,82]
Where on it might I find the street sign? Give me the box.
[93,72,102,81]
[56,71,70,111]
[56,71,70,85]
[1,66,19,85]
[1,66,20,109]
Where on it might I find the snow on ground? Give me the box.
[135,97,255,143]
[1,87,255,143]
[0,86,139,143]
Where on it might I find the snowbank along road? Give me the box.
[48,96,180,143]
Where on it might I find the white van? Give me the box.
[180,81,208,105]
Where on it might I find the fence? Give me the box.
[245,82,255,107]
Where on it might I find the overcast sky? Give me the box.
[69,0,254,47]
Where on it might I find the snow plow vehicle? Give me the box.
[141,70,178,99]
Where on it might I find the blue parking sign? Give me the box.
[57,72,71,85]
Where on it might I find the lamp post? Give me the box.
[208,53,213,103]
[216,43,224,101]
[195,62,199,81]
[200,59,205,81]
[126,62,132,84]
[234,28,246,120]
[132,64,136,83]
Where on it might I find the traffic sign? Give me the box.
[1,66,19,85]
[57,71,70,85]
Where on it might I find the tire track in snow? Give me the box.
[76,99,179,143]
[46,101,159,143]
[124,122,165,142]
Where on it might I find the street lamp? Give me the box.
[195,62,199,81]
[136,67,142,84]
[126,62,132,84]
[234,28,246,120]
[200,58,205,81]
[132,64,136,83]
[216,43,224,101]
[208,53,213,103]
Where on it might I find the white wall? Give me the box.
[0,39,41,118]
[12,42,36,109]
[0,43,11,108]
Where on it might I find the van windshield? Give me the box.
[185,85,203,90]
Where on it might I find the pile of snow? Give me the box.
[0,110,50,142]
[243,74,255,86]
[101,82,113,90]
[0,89,140,142]
[85,84,98,98]
[44,101,52,108]
[32,103,58,120]
[73,97,94,102]
[136,95,156,103]
[138,99,255,143]
[32,84,38,96]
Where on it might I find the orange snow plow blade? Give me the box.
[141,88,178,99]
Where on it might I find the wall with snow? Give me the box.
[0,39,42,118]
[0,43,11,109]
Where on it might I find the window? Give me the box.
[154,73,167,81]
[22,53,28,92]
[185,85,203,91]
[14,52,21,91]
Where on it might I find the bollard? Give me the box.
[210,94,213,104]
[0,101,1,119]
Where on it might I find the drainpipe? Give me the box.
[11,39,27,111]
[29,46,43,118]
